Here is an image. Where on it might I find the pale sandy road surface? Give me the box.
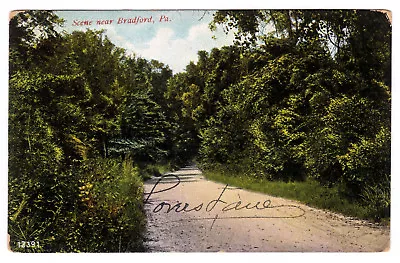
[143,165,390,252]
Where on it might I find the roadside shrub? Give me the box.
[72,158,146,252]
[9,158,146,252]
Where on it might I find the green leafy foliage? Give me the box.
[110,92,169,162]
[8,11,173,252]
[197,10,391,220]
[9,157,146,252]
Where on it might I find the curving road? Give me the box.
[143,165,390,252]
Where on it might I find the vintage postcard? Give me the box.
[8,9,391,253]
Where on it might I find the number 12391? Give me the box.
[17,241,40,248]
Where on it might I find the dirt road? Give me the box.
[143,165,390,252]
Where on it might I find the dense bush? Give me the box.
[9,158,146,252]
[189,10,391,220]
[8,11,172,252]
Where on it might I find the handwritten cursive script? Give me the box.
[144,174,305,227]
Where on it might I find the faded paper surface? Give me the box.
[8,9,391,253]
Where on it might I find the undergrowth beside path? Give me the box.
[203,169,389,224]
